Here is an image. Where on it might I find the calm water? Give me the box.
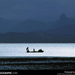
[0,43,75,57]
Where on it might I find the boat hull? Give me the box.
[27,51,44,53]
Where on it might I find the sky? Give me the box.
[0,0,75,22]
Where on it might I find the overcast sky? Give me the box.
[0,0,75,22]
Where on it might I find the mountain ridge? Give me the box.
[0,13,75,36]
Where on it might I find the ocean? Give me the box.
[0,43,75,57]
[0,43,75,70]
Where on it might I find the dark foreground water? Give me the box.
[0,56,75,70]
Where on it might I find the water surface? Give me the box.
[0,43,75,57]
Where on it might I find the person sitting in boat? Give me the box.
[26,47,29,52]
[38,49,44,52]
[33,48,35,52]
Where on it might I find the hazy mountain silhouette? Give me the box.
[10,19,49,33]
[11,13,73,33]
[48,13,75,30]
[0,17,21,33]
[49,25,75,35]
[1,13,75,34]
[46,13,75,35]
[0,13,75,42]
[60,13,67,20]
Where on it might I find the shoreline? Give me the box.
[0,56,75,61]
[0,56,75,58]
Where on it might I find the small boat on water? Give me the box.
[26,47,44,53]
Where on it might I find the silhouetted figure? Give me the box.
[26,47,29,52]
[38,49,44,52]
[33,48,35,52]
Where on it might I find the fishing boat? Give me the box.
[26,47,44,53]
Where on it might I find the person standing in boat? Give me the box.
[26,47,29,52]
[33,48,35,52]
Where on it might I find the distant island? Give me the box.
[0,32,75,43]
